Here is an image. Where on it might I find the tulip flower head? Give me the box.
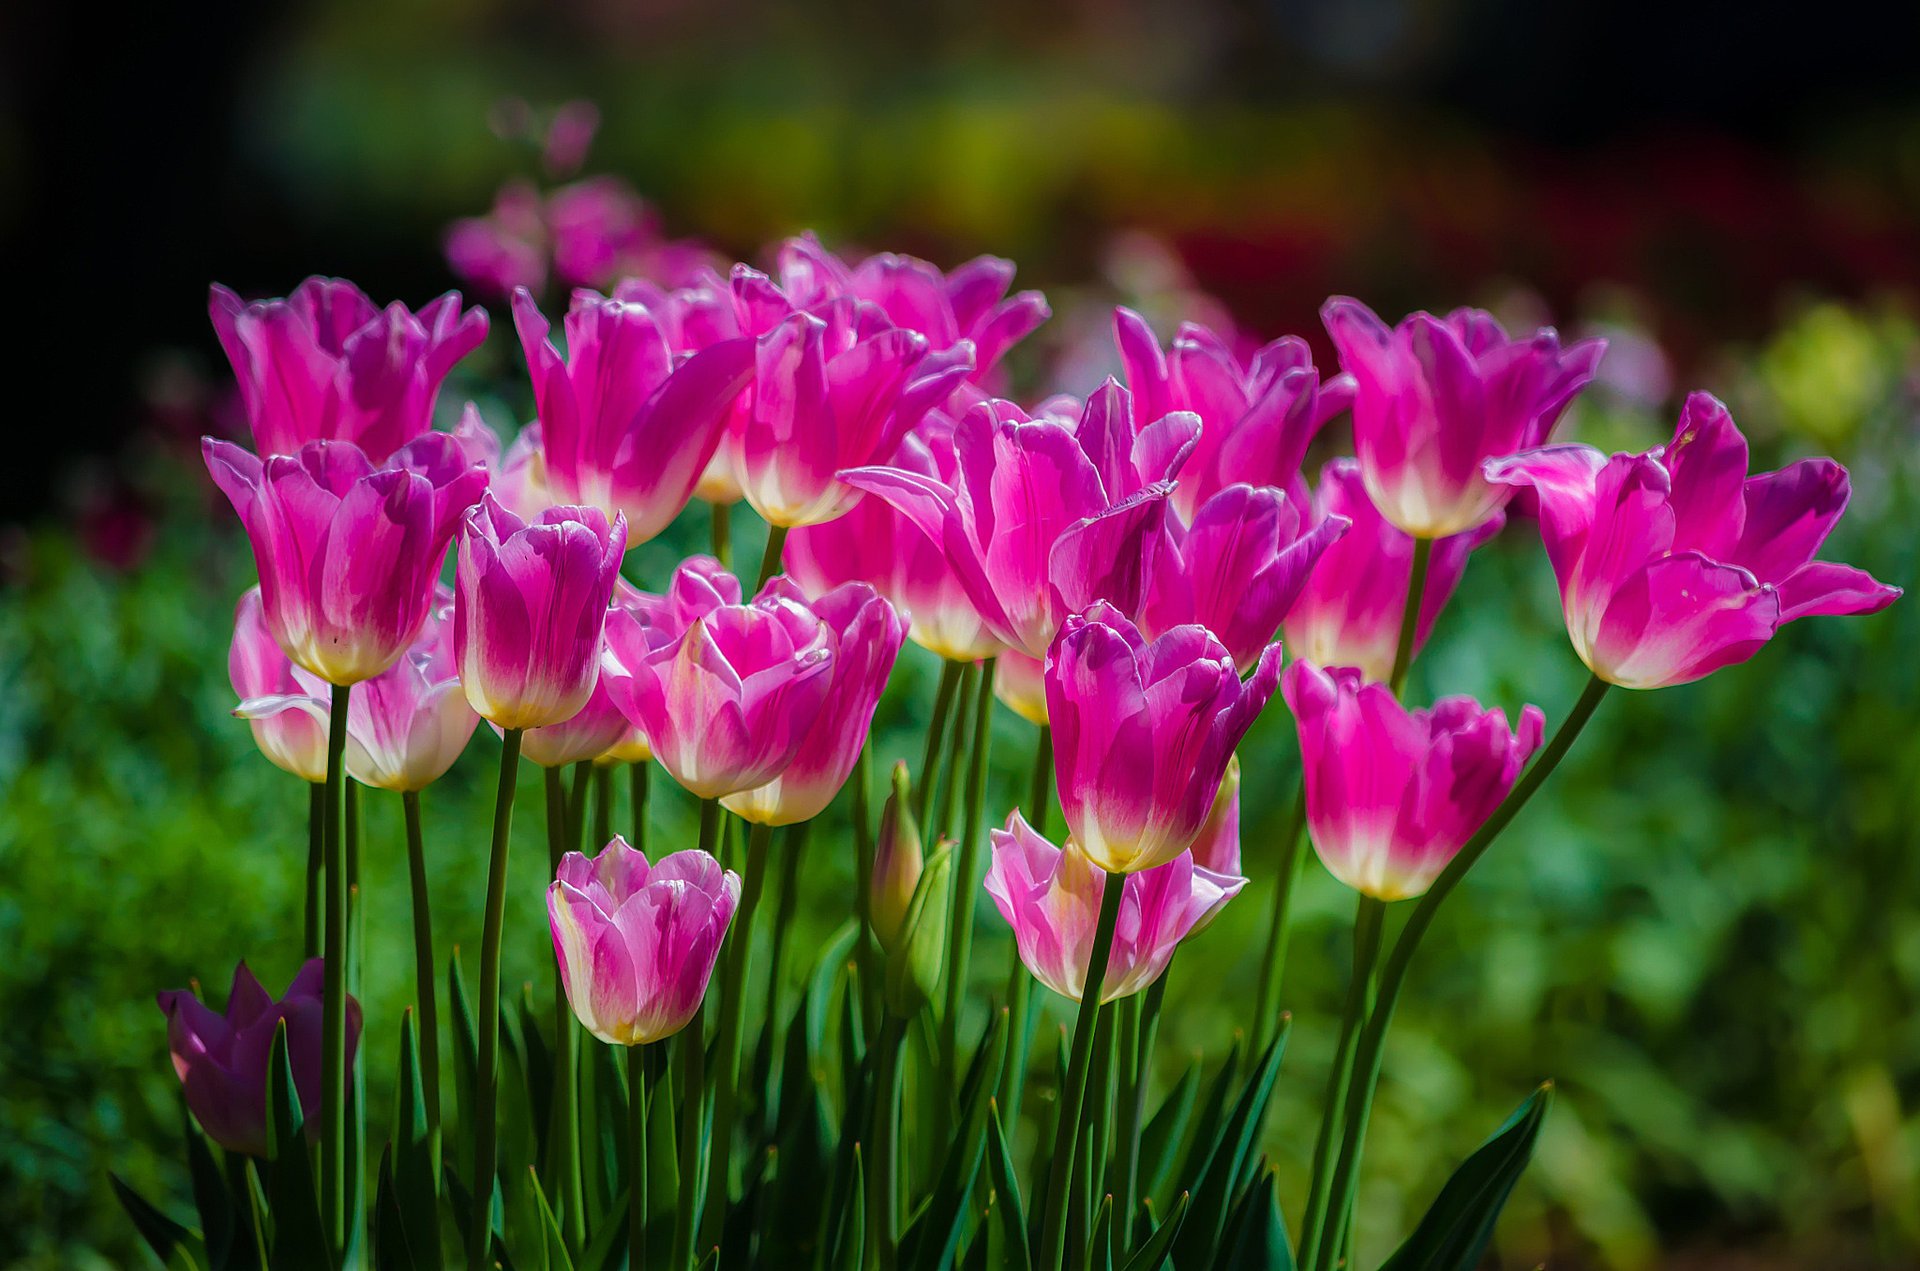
[1189,754,1241,877]
[548,837,740,1045]
[156,960,361,1158]
[1486,392,1902,689]
[514,667,635,770]
[229,587,331,782]
[1323,297,1605,539]
[209,277,488,463]
[342,592,479,791]
[984,812,1243,1004]
[994,651,1049,727]
[1284,459,1505,683]
[1114,306,1355,521]
[454,496,629,730]
[1048,603,1281,874]
[205,433,489,685]
[1283,660,1545,901]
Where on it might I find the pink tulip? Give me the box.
[1486,392,1902,689]
[340,592,478,791]
[1141,483,1349,671]
[445,182,549,299]
[549,838,740,1045]
[513,288,755,542]
[209,277,487,463]
[1189,754,1240,877]
[1283,459,1505,683]
[843,382,1197,659]
[722,579,905,825]
[1283,661,1545,900]
[596,560,746,763]
[1114,307,1354,521]
[786,415,1007,662]
[513,664,634,769]
[1048,603,1281,874]
[984,812,1243,1003]
[454,495,628,730]
[448,404,554,524]
[204,433,488,685]
[229,587,331,782]
[156,960,361,1157]
[611,275,751,504]
[1322,297,1605,539]
[994,651,1049,726]
[609,576,835,799]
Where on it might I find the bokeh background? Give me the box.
[5,1,1920,1266]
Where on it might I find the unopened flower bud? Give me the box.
[870,763,924,953]
[884,837,955,1019]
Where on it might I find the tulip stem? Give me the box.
[628,1042,650,1271]
[699,816,772,1256]
[998,723,1051,1128]
[754,523,789,593]
[469,726,523,1271]
[594,764,614,851]
[916,660,965,827]
[545,767,586,1249]
[939,657,996,1120]
[320,682,351,1260]
[1111,993,1142,1247]
[401,790,442,1176]
[672,1001,705,1271]
[1311,672,1611,1271]
[1027,724,1053,835]
[305,782,323,960]
[868,1013,909,1271]
[631,762,651,852]
[851,751,883,1034]
[1387,536,1433,697]
[1252,784,1309,1051]
[1297,895,1386,1271]
[1039,871,1125,1271]
[710,500,731,570]
[933,662,977,840]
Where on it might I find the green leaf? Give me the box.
[526,1167,577,1271]
[1378,1083,1554,1271]
[1171,1023,1289,1270]
[263,1022,327,1269]
[901,1009,1008,1270]
[392,1008,444,1268]
[576,1183,630,1271]
[1218,1165,1291,1271]
[110,1172,205,1269]
[1087,1194,1114,1271]
[764,990,833,1263]
[178,1103,232,1269]
[1162,1041,1240,1214]
[984,1103,1032,1271]
[449,951,480,1174]
[834,1144,867,1271]
[373,1148,420,1271]
[885,840,955,1017]
[1117,1190,1188,1271]
[1133,1063,1198,1221]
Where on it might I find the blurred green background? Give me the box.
[4,0,1920,1266]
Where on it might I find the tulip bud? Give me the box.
[870,763,924,953]
[883,838,955,1019]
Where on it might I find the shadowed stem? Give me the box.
[997,722,1052,1127]
[401,790,441,1174]
[1387,536,1433,697]
[868,1014,909,1271]
[594,764,614,850]
[305,782,323,960]
[320,682,350,1258]
[933,662,979,839]
[673,799,721,1269]
[1297,896,1386,1270]
[916,660,965,826]
[1111,993,1142,1248]
[710,500,731,570]
[1252,784,1309,1051]
[1039,872,1126,1271]
[700,817,772,1255]
[628,1042,649,1271]
[630,762,650,852]
[545,767,586,1248]
[938,657,996,1121]
[754,523,789,593]
[851,750,882,1034]
[469,726,523,1271]
[1311,673,1612,1271]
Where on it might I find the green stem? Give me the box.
[851,751,882,1035]
[1387,536,1433,697]
[345,778,364,1254]
[915,660,965,827]
[1130,967,1171,1234]
[1038,871,1126,1271]
[1297,897,1387,1271]
[594,764,614,851]
[933,662,978,839]
[764,823,807,1039]
[754,523,789,593]
[671,1002,706,1271]
[546,768,586,1249]
[1313,673,1611,1271]
[1252,785,1308,1051]
[710,500,731,571]
[868,1015,909,1271]
[469,727,523,1271]
[629,1042,649,1271]
[305,783,323,960]
[568,759,592,850]
[1027,724,1053,835]
[320,682,350,1258]
[997,723,1051,1131]
[1112,994,1141,1247]
[401,790,442,1176]
[939,657,996,1114]
[631,762,651,852]
[699,817,772,1256]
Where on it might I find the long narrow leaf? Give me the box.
[1378,1083,1554,1271]
[110,1173,205,1269]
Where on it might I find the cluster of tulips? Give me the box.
[132,231,1899,1271]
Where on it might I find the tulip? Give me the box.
[1114,307,1354,521]
[204,433,488,685]
[454,496,628,730]
[1486,392,1902,689]
[449,405,553,524]
[983,812,1243,1003]
[444,182,548,299]
[993,651,1049,726]
[1189,754,1241,877]
[843,382,1197,658]
[611,580,835,799]
[340,592,478,792]
[722,580,905,825]
[209,277,488,463]
[1141,483,1349,671]
[548,837,740,1045]
[1047,604,1280,874]
[1282,660,1545,900]
[513,288,755,542]
[599,557,746,752]
[229,587,331,782]
[611,275,752,505]
[1322,297,1605,539]
[515,666,635,770]
[156,960,361,1157]
[869,763,925,952]
[786,415,1006,662]
[1284,459,1505,684]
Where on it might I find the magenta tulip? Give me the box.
[445,182,548,299]
[209,277,488,463]
[984,812,1243,1003]
[1114,307,1354,521]
[994,651,1050,727]
[843,382,1197,659]
[1486,392,1902,690]
[1141,483,1349,671]
[1048,603,1281,874]
[453,495,628,730]
[513,288,755,542]
[514,665,634,769]
[204,433,488,685]
[340,591,478,791]
[1189,754,1241,878]
[1322,297,1605,539]
[229,587,331,782]
[549,838,740,1045]
[1284,459,1505,683]
[156,960,361,1157]
[722,579,905,825]
[1283,660,1545,900]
